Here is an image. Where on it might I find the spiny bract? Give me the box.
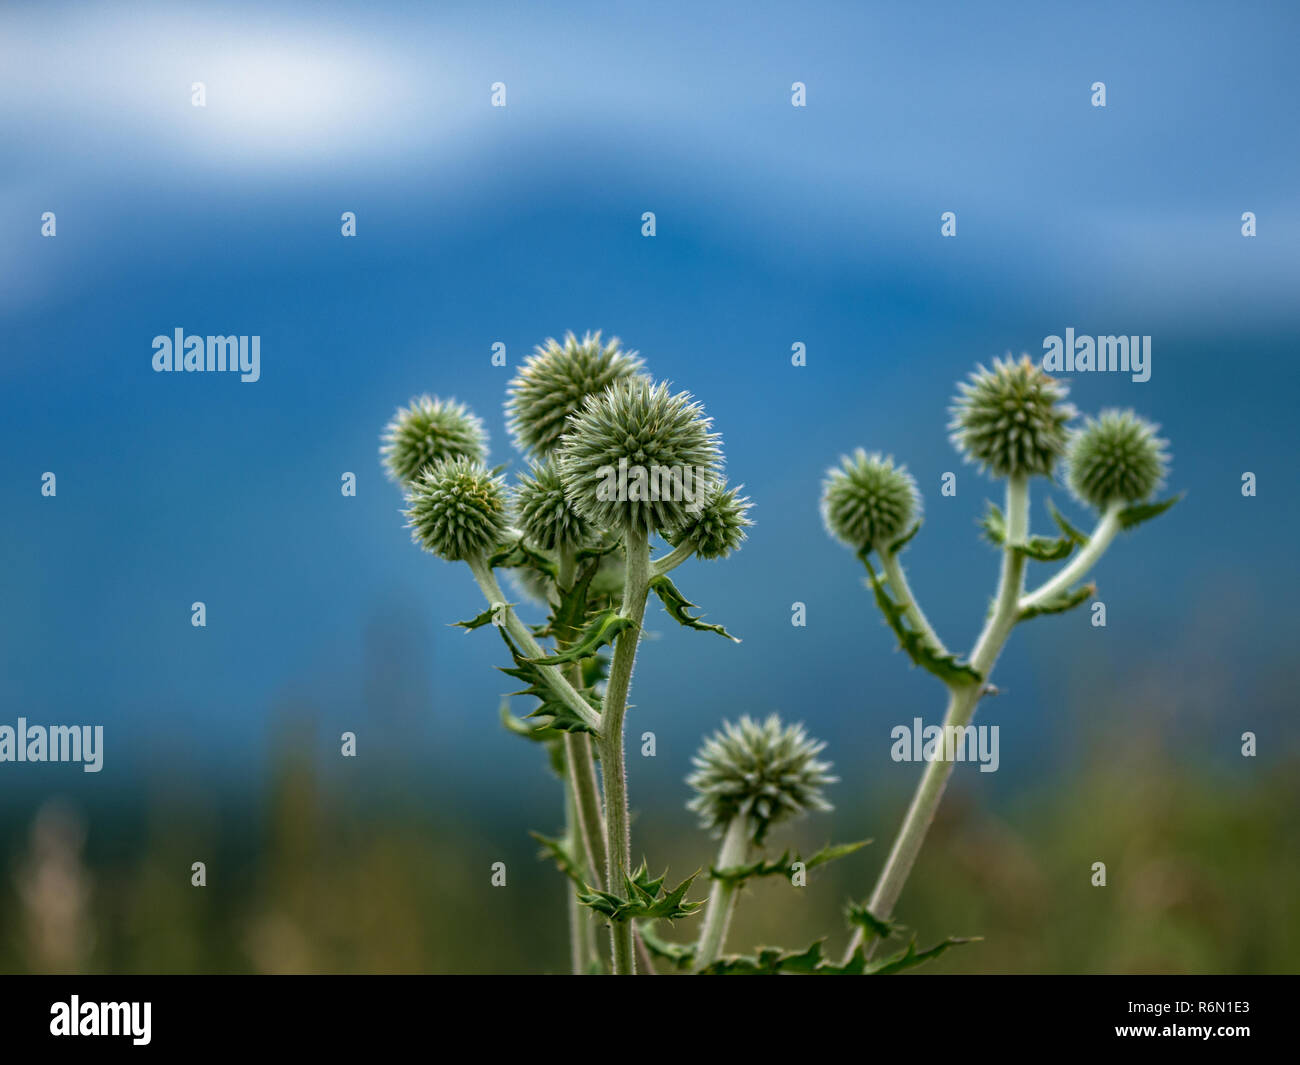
[687,714,836,844]
[558,377,722,536]
[513,458,593,553]
[667,480,753,560]
[821,450,919,551]
[405,456,509,561]
[505,332,646,458]
[381,395,487,486]
[949,355,1075,479]
[1066,409,1169,509]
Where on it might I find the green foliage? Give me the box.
[498,629,600,735]
[711,839,871,884]
[578,863,703,923]
[648,574,739,642]
[1019,582,1095,621]
[525,610,633,666]
[1117,493,1182,530]
[860,552,982,685]
[982,502,1075,561]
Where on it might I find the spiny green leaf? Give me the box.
[1117,492,1182,530]
[578,863,704,923]
[499,700,550,741]
[635,922,696,968]
[982,501,1075,561]
[488,537,557,579]
[886,520,922,556]
[861,555,982,685]
[525,609,633,666]
[863,934,980,975]
[1019,581,1095,620]
[1046,498,1088,545]
[844,901,896,940]
[453,603,506,631]
[711,839,871,884]
[530,831,584,886]
[648,574,740,642]
[497,629,600,735]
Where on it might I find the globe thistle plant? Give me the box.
[824,358,1178,969]
[381,395,486,485]
[404,456,509,563]
[506,331,645,458]
[949,355,1075,480]
[1066,409,1169,510]
[821,450,919,553]
[514,458,594,554]
[667,479,753,561]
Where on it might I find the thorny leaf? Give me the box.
[453,603,506,632]
[648,574,740,642]
[498,628,600,735]
[982,502,1074,561]
[578,862,704,923]
[525,609,633,666]
[1117,493,1182,530]
[531,831,585,886]
[1019,581,1095,621]
[711,840,871,884]
[488,536,557,580]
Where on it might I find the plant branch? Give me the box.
[693,815,751,970]
[878,547,951,658]
[1019,501,1122,613]
[599,525,653,974]
[650,541,695,577]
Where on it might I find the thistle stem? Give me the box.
[1019,502,1122,612]
[650,542,695,577]
[846,475,1030,964]
[878,547,950,657]
[693,815,751,971]
[600,525,652,974]
[465,555,601,734]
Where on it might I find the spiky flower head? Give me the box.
[381,395,487,486]
[558,377,723,536]
[949,355,1075,478]
[687,715,836,844]
[405,457,508,561]
[513,458,593,552]
[820,450,919,551]
[667,480,753,560]
[505,331,646,458]
[1066,409,1169,510]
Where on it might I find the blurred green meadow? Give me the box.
[3,713,1295,975]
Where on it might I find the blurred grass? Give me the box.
[2,733,1295,974]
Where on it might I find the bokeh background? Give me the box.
[2,0,1297,973]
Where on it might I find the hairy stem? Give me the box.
[465,554,601,734]
[1020,502,1122,612]
[879,547,951,657]
[599,526,652,974]
[693,815,751,970]
[846,475,1030,964]
[650,541,695,577]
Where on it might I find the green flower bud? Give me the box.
[558,378,722,537]
[381,395,487,486]
[1066,409,1169,509]
[505,331,645,458]
[949,355,1075,478]
[513,459,593,553]
[405,457,509,561]
[687,715,835,844]
[667,480,753,560]
[820,450,919,552]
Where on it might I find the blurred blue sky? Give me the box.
[2,1,1297,806]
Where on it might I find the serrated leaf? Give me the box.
[1019,581,1095,620]
[982,501,1074,561]
[711,839,871,884]
[488,537,557,579]
[497,629,600,735]
[861,555,982,685]
[577,863,704,923]
[1117,493,1182,530]
[499,700,550,741]
[453,604,506,631]
[530,831,584,886]
[1046,498,1088,545]
[844,901,896,940]
[886,520,921,556]
[635,921,696,968]
[525,609,633,666]
[863,934,980,975]
[647,574,740,642]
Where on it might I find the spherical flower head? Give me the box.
[949,355,1075,478]
[667,480,753,560]
[1066,409,1169,510]
[404,457,508,561]
[820,450,919,552]
[687,715,836,844]
[381,395,487,486]
[505,332,646,458]
[513,459,593,552]
[558,378,723,537]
